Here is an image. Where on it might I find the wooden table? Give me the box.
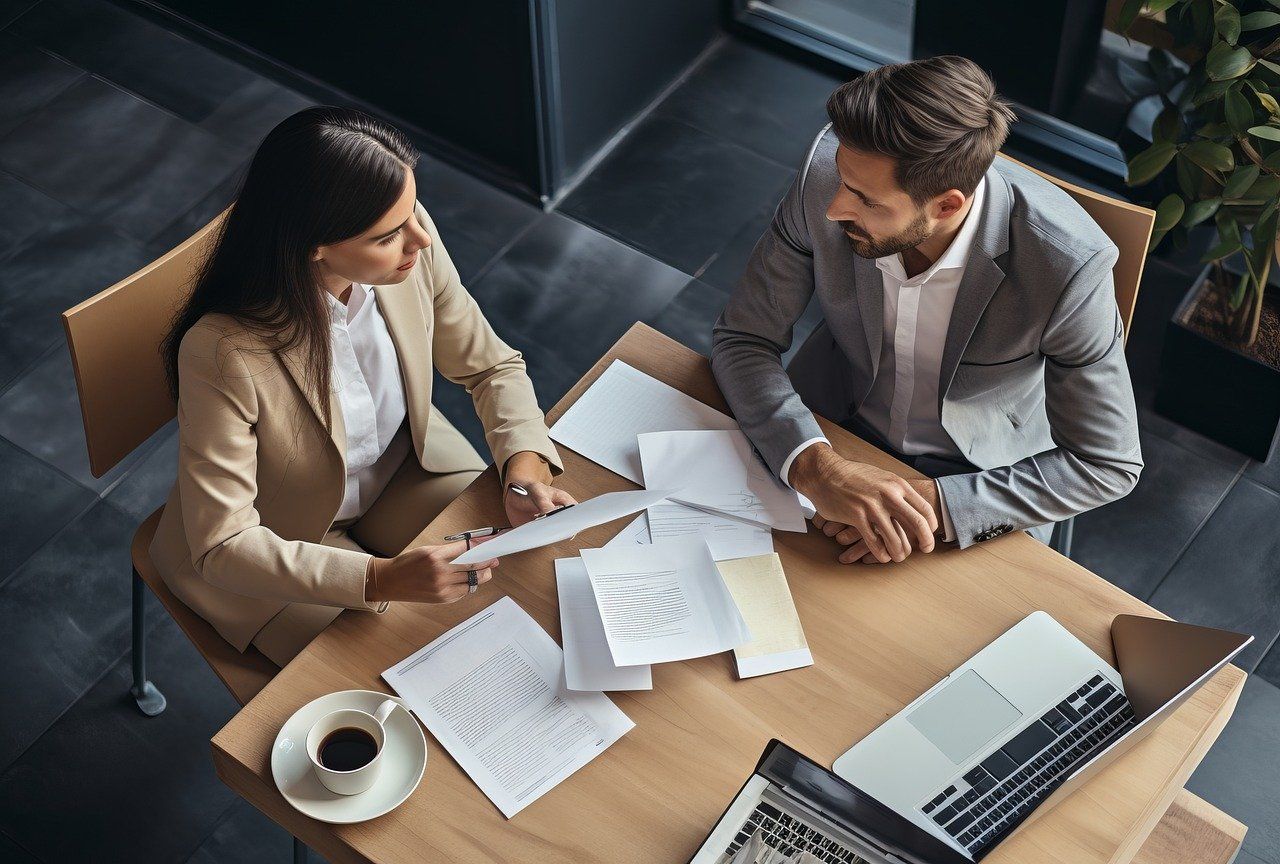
[212,324,1246,864]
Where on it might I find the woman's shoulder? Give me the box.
[178,313,272,378]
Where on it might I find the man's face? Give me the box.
[825,144,933,259]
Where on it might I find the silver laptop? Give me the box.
[832,611,1251,860]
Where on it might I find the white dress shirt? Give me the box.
[327,283,413,522]
[780,178,987,542]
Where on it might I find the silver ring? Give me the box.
[467,570,478,594]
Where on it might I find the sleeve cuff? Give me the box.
[936,480,956,543]
[780,436,830,488]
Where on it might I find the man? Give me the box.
[711,55,1142,565]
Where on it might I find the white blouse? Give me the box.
[326,283,412,522]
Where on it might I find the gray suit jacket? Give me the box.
[711,127,1143,549]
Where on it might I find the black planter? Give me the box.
[1155,264,1280,461]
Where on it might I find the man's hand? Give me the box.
[790,443,939,563]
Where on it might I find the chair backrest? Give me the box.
[62,210,228,478]
[996,154,1155,341]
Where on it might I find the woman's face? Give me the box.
[312,166,431,287]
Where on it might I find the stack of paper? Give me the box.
[555,558,652,692]
[579,539,751,667]
[382,597,633,818]
[716,554,812,679]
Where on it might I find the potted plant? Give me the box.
[1118,0,1280,459]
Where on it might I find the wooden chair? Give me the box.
[61,209,278,717]
[996,154,1156,557]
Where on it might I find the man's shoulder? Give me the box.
[995,158,1116,266]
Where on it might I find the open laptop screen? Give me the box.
[758,741,971,864]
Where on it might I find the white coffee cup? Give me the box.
[305,699,400,796]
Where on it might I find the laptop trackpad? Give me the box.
[909,670,1022,765]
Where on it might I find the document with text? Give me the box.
[716,553,812,679]
[382,597,633,818]
[647,501,774,561]
[555,558,653,692]
[639,429,807,532]
[579,538,751,667]
[547,359,738,484]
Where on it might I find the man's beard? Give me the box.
[841,209,931,259]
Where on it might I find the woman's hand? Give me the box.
[366,538,497,604]
[502,451,576,527]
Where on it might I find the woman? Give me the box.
[149,107,574,667]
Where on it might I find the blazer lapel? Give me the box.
[938,165,1012,407]
[852,249,883,380]
[372,271,434,463]
[277,332,346,470]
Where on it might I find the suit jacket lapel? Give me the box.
[938,165,1012,408]
[277,332,346,470]
[372,271,433,463]
[853,250,883,380]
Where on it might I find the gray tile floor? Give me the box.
[0,3,1276,861]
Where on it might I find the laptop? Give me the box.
[831,612,1251,860]
[691,612,1250,863]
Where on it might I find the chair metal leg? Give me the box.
[130,568,167,716]
[1050,515,1075,559]
[293,837,308,864]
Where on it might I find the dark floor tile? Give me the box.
[0,500,153,772]
[1136,405,1253,473]
[1071,427,1241,601]
[0,75,243,242]
[1257,640,1280,691]
[187,799,303,864]
[1245,444,1280,496]
[560,116,795,274]
[414,155,541,284]
[1125,257,1202,410]
[654,39,840,168]
[1187,676,1280,863]
[469,213,690,372]
[0,831,39,863]
[1147,479,1280,671]
[198,76,314,154]
[0,216,152,391]
[1237,850,1272,864]
[646,278,729,357]
[0,31,84,138]
[0,346,148,493]
[695,193,777,292]
[0,615,239,864]
[105,421,177,523]
[0,435,96,587]
[0,170,66,260]
[0,0,37,28]
[148,164,245,257]
[8,0,256,123]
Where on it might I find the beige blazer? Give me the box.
[150,202,562,652]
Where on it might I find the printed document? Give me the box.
[382,597,633,818]
[604,513,652,548]
[555,558,653,692]
[647,501,773,561]
[579,539,751,667]
[716,553,812,678]
[452,487,675,565]
[547,359,737,484]
[638,430,807,532]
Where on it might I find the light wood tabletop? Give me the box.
[211,323,1245,864]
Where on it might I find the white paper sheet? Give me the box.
[579,538,751,667]
[548,360,738,484]
[716,553,813,679]
[647,502,774,561]
[555,559,653,692]
[382,597,633,818]
[451,487,676,565]
[604,513,652,548]
[638,430,807,532]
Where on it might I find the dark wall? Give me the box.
[152,0,544,198]
[551,0,719,183]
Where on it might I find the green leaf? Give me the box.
[1183,139,1237,172]
[1223,164,1261,198]
[1225,88,1255,133]
[1229,270,1250,311]
[1126,140,1178,185]
[1148,228,1171,252]
[1177,152,1203,196]
[1154,194,1187,230]
[1247,174,1280,199]
[1196,120,1233,138]
[1192,77,1237,105]
[1153,105,1182,142]
[1216,208,1243,246]
[1259,59,1280,76]
[1248,124,1280,140]
[1115,0,1148,33]
[1182,197,1223,226]
[1215,3,1241,43]
[1265,148,1280,170]
[1256,91,1280,117]
[1240,10,1280,29]
[1148,0,1181,11]
[1201,236,1243,262]
[1259,196,1280,226]
[1206,41,1257,80]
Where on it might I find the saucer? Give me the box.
[272,689,426,824]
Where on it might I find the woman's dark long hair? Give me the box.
[161,106,419,434]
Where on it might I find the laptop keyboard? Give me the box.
[920,674,1136,857]
[724,801,867,863]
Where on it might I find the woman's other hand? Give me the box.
[366,538,497,604]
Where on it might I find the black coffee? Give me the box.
[318,727,378,772]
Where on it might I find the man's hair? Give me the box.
[826,56,1015,204]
